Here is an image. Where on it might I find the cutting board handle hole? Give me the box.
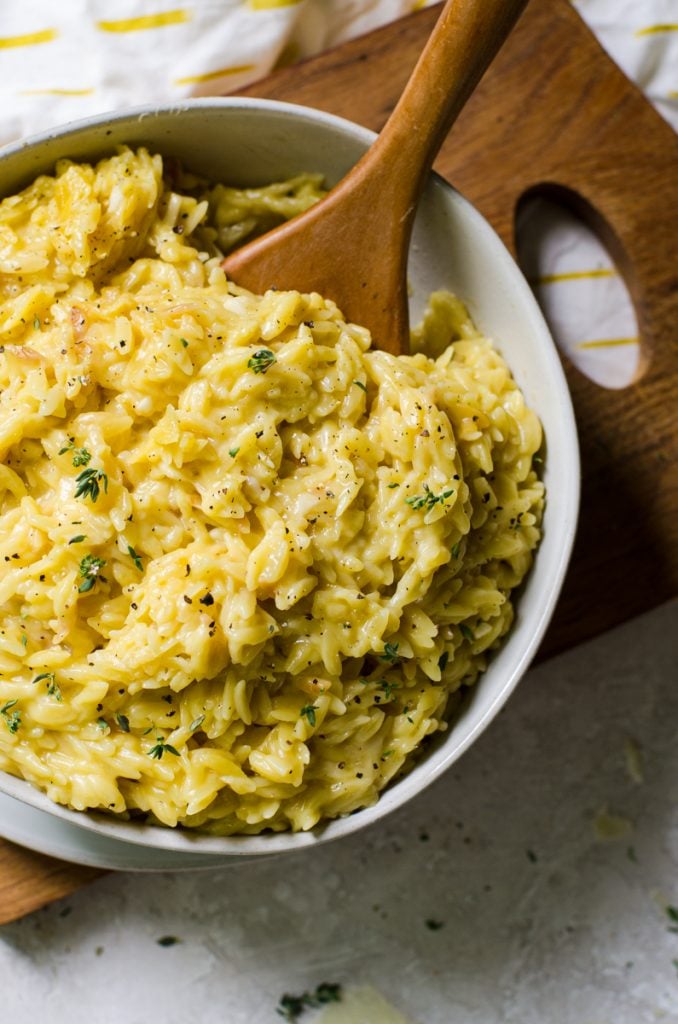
[515,185,643,390]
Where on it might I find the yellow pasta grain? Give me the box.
[0,149,543,834]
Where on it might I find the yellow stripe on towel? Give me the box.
[531,268,616,286]
[0,28,57,49]
[248,0,305,9]
[174,64,255,86]
[97,10,190,33]
[635,23,678,36]
[577,337,638,350]
[20,88,94,97]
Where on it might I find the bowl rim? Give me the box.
[0,97,580,858]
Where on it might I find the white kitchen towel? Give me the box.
[1,0,676,386]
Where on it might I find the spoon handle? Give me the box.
[370,0,529,195]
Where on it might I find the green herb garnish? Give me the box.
[1,699,21,734]
[189,715,205,732]
[353,380,367,392]
[148,737,180,759]
[300,704,317,727]
[228,447,240,458]
[460,624,474,642]
[667,906,678,934]
[127,544,143,571]
[247,348,276,374]
[438,651,449,672]
[96,717,109,731]
[379,680,398,701]
[32,671,54,685]
[180,338,189,348]
[387,482,399,489]
[380,641,400,664]
[157,936,180,947]
[405,483,455,511]
[59,442,92,468]
[78,554,107,592]
[277,983,342,1022]
[451,541,461,559]
[116,713,130,733]
[33,315,41,330]
[68,534,86,545]
[74,467,108,502]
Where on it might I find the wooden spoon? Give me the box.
[222,0,528,355]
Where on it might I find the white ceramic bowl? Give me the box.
[0,99,579,858]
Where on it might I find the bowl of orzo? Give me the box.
[0,100,579,857]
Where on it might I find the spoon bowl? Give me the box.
[222,0,528,354]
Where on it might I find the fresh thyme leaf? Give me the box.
[300,704,317,727]
[1,700,21,734]
[68,535,86,545]
[78,554,107,592]
[33,315,41,330]
[74,467,108,502]
[405,483,455,511]
[379,680,398,701]
[148,738,180,759]
[387,482,399,489]
[47,680,63,702]
[189,715,205,732]
[460,624,474,642]
[32,672,54,685]
[228,447,240,458]
[667,906,678,933]
[247,348,276,374]
[116,713,130,733]
[451,541,461,559]
[157,936,180,947]
[60,441,92,467]
[380,641,400,664]
[127,544,143,571]
[21,633,27,648]
[180,338,189,348]
[276,983,342,1021]
[353,380,367,392]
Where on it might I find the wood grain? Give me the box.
[236,0,678,659]
[0,843,101,926]
[2,0,676,925]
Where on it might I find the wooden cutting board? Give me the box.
[1,0,676,925]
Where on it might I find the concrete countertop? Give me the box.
[1,600,676,1024]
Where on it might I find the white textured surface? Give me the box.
[1,601,676,1024]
